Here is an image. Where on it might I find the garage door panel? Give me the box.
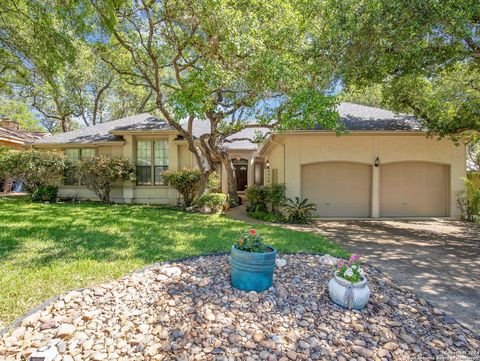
[302,162,371,217]
[380,162,448,217]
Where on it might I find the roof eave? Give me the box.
[29,140,126,148]
[110,130,177,135]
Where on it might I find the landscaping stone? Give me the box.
[0,254,478,360]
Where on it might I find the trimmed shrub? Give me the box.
[245,185,268,211]
[197,192,228,214]
[162,168,202,209]
[266,183,286,210]
[77,156,136,204]
[0,149,69,194]
[282,197,317,224]
[31,185,59,203]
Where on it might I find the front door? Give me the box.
[234,159,248,191]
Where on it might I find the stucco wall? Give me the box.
[263,133,466,217]
[42,134,190,204]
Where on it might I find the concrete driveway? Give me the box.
[286,218,480,335]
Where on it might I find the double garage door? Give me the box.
[302,162,449,217]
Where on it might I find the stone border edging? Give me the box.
[2,252,478,342]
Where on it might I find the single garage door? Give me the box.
[302,162,372,217]
[380,162,449,217]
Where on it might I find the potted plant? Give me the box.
[231,229,277,292]
[328,255,370,310]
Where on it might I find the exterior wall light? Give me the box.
[374,157,380,167]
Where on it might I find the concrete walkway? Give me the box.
[227,206,480,335]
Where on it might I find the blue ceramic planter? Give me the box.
[230,245,277,292]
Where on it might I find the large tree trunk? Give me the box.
[219,153,239,202]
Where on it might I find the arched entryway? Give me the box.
[233,158,249,191]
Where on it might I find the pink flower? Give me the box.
[349,254,360,262]
[249,229,256,235]
[337,259,344,269]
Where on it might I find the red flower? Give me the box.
[249,229,256,235]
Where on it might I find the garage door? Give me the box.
[302,162,372,217]
[380,162,449,217]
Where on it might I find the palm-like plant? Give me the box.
[282,197,316,224]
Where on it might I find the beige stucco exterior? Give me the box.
[32,127,467,217]
[33,133,194,205]
[260,132,467,217]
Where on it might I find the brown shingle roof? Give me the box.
[0,126,49,145]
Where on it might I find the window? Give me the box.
[136,140,169,185]
[64,148,96,185]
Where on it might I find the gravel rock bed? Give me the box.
[1,254,478,361]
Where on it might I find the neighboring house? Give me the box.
[1,118,49,193]
[0,118,48,149]
[29,103,467,218]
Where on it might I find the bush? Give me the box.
[0,149,69,194]
[77,156,136,204]
[197,192,228,214]
[266,183,286,210]
[31,185,59,203]
[282,197,317,224]
[245,185,268,211]
[247,210,285,223]
[162,168,202,209]
[457,177,480,222]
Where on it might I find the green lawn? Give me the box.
[0,197,347,328]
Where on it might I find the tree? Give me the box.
[0,1,153,131]
[468,141,480,172]
[74,0,339,201]
[309,0,480,136]
[76,155,136,203]
[0,97,43,131]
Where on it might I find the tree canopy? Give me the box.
[311,0,480,136]
[71,0,341,197]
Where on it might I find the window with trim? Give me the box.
[136,140,169,185]
[64,148,96,185]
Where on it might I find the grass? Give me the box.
[0,197,347,328]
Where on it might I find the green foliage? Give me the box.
[282,197,317,224]
[31,185,59,203]
[207,171,221,192]
[196,192,228,214]
[247,210,285,223]
[0,149,68,194]
[457,178,480,222]
[266,184,286,209]
[0,98,43,131]
[468,142,480,172]
[335,255,364,284]
[77,156,136,204]
[234,229,271,253]
[162,168,202,209]
[310,0,480,136]
[245,183,286,213]
[245,185,268,211]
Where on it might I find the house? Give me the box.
[29,103,466,218]
[0,118,48,149]
[1,118,49,193]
